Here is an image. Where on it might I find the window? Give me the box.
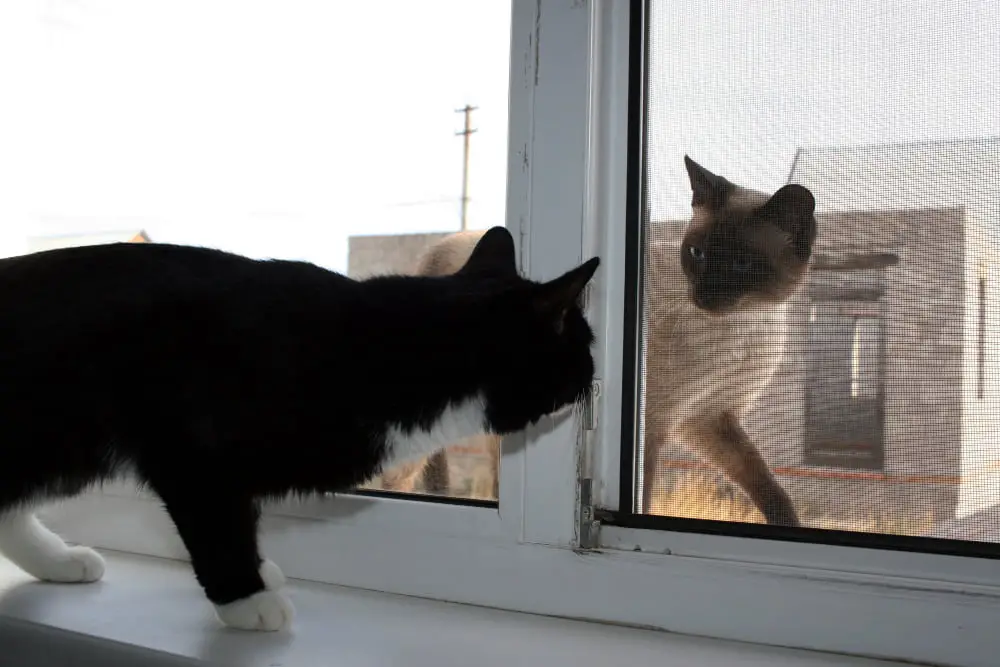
[20,3,1000,666]
[614,0,1000,551]
[0,0,511,504]
[802,269,888,472]
[980,277,986,400]
[803,300,885,470]
[850,317,881,400]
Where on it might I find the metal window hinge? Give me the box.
[577,477,600,550]
[577,379,602,550]
[580,282,593,312]
[581,380,601,432]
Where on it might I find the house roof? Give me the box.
[788,136,1000,215]
[26,230,151,253]
[346,232,452,279]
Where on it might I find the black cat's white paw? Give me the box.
[0,513,105,584]
[215,589,295,631]
[29,545,106,583]
[259,558,285,589]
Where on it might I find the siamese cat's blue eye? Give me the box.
[688,246,705,261]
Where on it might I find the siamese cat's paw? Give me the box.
[215,589,295,632]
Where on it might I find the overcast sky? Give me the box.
[0,1,997,271]
[0,0,512,272]
[646,0,1000,221]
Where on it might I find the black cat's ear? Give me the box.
[684,155,734,210]
[758,183,818,260]
[457,227,518,277]
[533,257,600,332]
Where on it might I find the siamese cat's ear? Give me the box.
[533,257,600,332]
[684,155,735,209]
[758,183,818,260]
[458,227,518,277]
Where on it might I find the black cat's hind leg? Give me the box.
[0,448,107,583]
[149,482,293,631]
[0,510,106,583]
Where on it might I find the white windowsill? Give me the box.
[0,551,915,667]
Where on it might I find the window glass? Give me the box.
[0,0,511,503]
[632,0,1000,543]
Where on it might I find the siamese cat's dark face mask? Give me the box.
[679,156,818,315]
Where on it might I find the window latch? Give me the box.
[577,478,600,550]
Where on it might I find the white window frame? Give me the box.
[48,0,597,563]
[38,3,1000,666]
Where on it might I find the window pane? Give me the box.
[0,1,510,503]
[634,0,1000,542]
[850,316,881,400]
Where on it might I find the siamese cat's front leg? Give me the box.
[678,412,800,527]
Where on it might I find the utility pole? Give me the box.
[455,104,477,231]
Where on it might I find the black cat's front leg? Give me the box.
[152,484,293,631]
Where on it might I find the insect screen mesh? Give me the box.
[636,0,1000,541]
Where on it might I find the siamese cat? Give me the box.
[642,156,817,526]
[380,231,501,499]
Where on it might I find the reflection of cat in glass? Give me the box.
[642,157,817,526]
[380,231,502,500]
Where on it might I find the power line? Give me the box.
[385,197,462,209]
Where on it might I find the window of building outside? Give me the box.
[980,277,987,400]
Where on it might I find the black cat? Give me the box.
[0,226,599,631]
